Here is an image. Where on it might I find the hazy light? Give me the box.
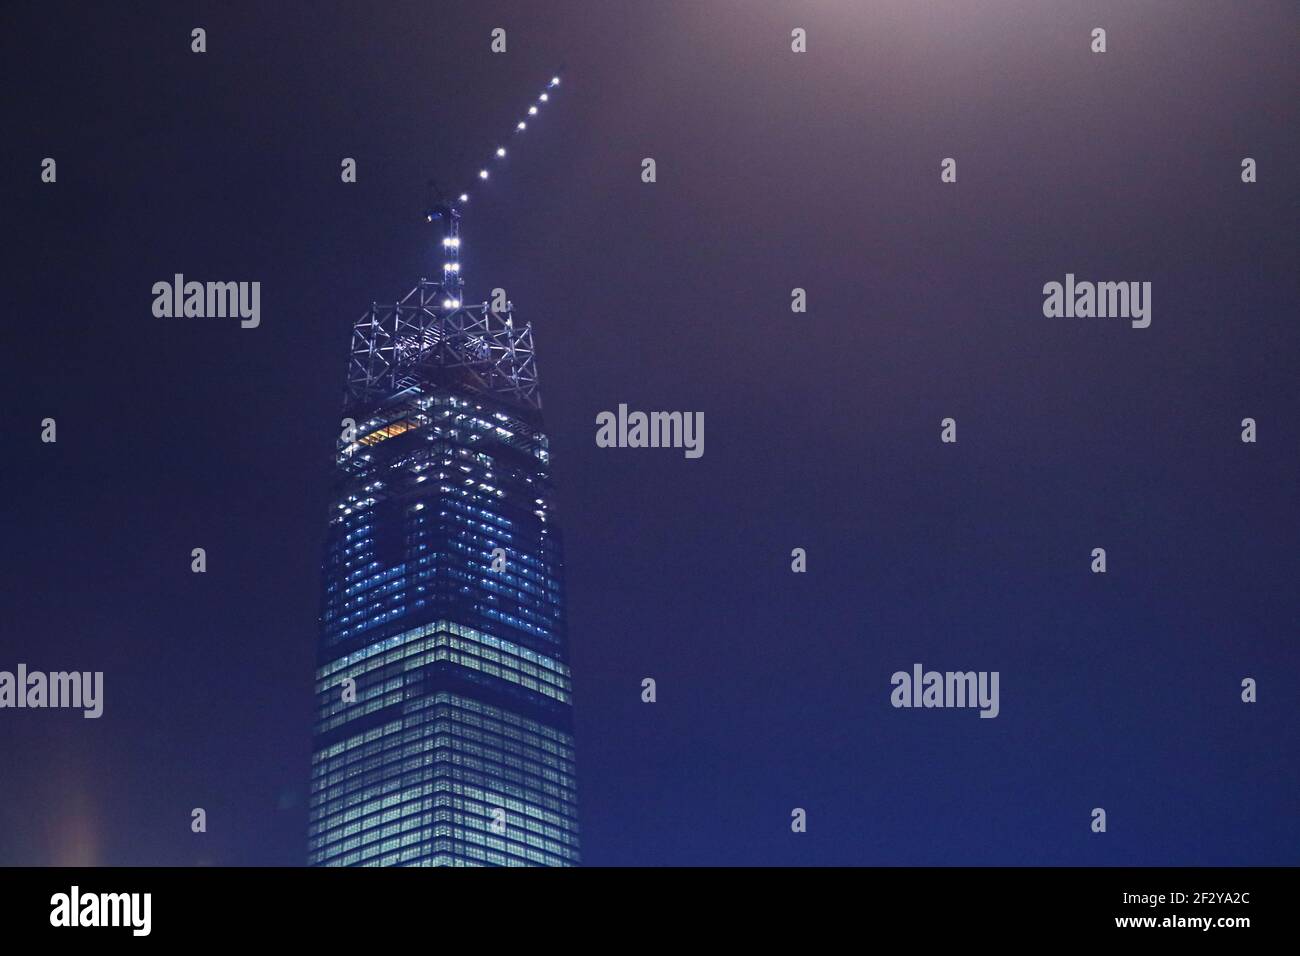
[496,147,506,157]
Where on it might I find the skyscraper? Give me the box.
[307,194,580,866]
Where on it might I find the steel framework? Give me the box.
[347,278,540,410]
[347,71,565,414]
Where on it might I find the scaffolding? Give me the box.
[347,72,565,414]
[347,278,541,411]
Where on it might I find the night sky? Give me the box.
[4,1,1297,866]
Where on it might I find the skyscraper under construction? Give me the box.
[308,78,579,867]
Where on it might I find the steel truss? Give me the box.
[348,278,541,410]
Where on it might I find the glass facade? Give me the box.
[308,354,580,866]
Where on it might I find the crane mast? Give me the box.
[347,71,564,410]
[424,71,563,312]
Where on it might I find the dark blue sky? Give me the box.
[3,0,1297,866]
